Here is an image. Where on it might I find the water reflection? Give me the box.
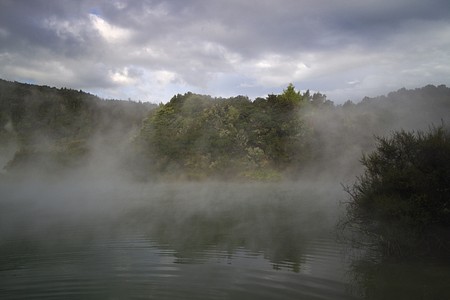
[2,181,450,299]
[339,196,450,299]
[348,256,450,300]
[1,181,356,299]
[119,182,338,273]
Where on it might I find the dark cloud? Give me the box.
[0,0,449,102]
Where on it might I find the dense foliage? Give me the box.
[345,126,450,257]
[1,78,450,182]
[134,84,332,180]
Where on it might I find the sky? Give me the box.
[0,0,449,104]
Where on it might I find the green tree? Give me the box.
[279,83,303,105]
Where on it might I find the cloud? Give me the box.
[0,0,449,103]
[89,13,132,43]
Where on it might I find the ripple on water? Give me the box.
[0,230,357,299]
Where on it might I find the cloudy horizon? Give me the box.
[1,0,449,103]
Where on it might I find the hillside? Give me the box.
[0,79,155,175]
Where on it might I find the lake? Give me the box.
[1,179,449,299]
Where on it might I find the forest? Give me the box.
[1,79,449,182]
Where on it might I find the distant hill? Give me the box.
[306,84,450,178]
[0,79,156,174]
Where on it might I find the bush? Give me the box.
[345,125,450,256]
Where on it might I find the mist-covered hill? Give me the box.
[0,79,449,181]
[0,79,155,175]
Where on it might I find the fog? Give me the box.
[0,115,347,267]
[1,85,449,238]
[300,86,450,182]
[0,175,347,277]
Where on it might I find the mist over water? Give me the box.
[2,175,449,299]
[0,177,345,257]
[0,175,361,299]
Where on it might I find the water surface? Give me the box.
[1,180,449,299]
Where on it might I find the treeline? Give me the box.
[0,79,155,173]
[1,79,449,180]
[133,84,450,180]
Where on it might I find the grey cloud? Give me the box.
[0,1,100,59]
[0,0,449,102]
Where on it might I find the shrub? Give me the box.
[344,125,450,256]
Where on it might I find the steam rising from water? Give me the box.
[0,177,349,295]
[0,178,345,240]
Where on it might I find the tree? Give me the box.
[278,83,303,106]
